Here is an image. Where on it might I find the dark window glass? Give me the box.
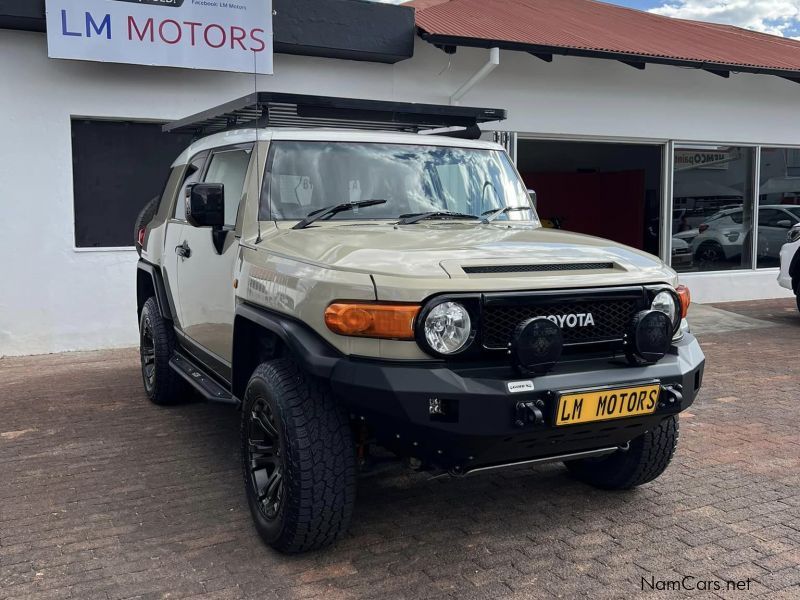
[757,148,800,267]
[204,148,252,226]
[71,119,193,247]
[671,146,755,272]
[515,140,662,255]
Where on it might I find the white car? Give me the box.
[778,223,800,311]
[690,205,800,265]
[671,237,694,269]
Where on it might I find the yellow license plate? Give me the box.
[555,383,661,426]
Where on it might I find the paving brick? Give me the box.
[0,299,799,599]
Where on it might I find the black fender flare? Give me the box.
[137,260,174,321]
[232,302,342,398]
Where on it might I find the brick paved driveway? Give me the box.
[1,300,799,600]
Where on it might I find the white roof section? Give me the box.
[171,128,504,166]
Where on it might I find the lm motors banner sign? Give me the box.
[46,0,273,74]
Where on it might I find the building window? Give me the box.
[671,145,756,272]
[516,140,663,256]
[71,119,193,248]
[756,148,800,268]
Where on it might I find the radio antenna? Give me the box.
[253,50,263,244]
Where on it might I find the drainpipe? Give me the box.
[450,47,500,105]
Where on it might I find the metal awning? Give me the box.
[163,92,507,137]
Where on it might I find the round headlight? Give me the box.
[651,290,678,328]
[423,301,472,354]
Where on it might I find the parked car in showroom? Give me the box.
[134,93,704,553]
[690,205,800,266]
[778,223,800,311]
[671,237,694,269]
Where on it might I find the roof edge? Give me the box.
[419,32,800,80]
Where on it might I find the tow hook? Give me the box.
[515,399,545,427]
[661,384,684,407]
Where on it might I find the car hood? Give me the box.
[260,222,673,282]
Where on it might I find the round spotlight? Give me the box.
[511,317,564,374]
[626,310,672,365]
[423,301,472,355]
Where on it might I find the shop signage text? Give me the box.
[674,150,733,171]
[45,0,273,74]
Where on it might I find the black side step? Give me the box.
[170,353,239,406]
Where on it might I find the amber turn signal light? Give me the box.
[325,303,420,340]
[676,285,691,319]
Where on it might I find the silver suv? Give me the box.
[135,94,705,553]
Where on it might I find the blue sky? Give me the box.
[372,1,800,39]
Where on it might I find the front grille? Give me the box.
[463,262,614,274]
[481,296,641,349]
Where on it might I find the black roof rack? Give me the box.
[163,92,506,137]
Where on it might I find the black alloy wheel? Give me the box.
[246,397,285,521]
[140,314,156,394]
[696,241,724,265]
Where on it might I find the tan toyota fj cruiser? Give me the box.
[135,93,705,553]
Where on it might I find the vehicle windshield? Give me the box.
[784,206,800,220]
[259,141,538,224]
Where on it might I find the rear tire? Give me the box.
[241,359,356,553]
[565,416,679,490]
[139,297,186,405]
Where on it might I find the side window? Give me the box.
[758,209,783,228]
[173,151,209,220]
[204,147,253,226]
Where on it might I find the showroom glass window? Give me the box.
[756,148,800,268]
[671,145,755,272]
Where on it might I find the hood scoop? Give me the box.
[462,262,615,275]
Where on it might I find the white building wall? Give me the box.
[0,32,794,356]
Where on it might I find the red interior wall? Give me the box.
[521,170,646,249]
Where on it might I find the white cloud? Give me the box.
[649,1,800,37]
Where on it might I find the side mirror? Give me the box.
[776,219,793,229]
[527,189,537,208]
[186,183,224,228]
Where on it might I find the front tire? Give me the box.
[241,359,356,553]
[695,241,724,266]
[139,297,185,405]
[565,416,679,490]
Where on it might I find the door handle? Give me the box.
[175,241,191,259]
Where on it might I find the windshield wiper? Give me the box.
[396,211,481,225]
[480,206,531,224]
[292,199,387,230]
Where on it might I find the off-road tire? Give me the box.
[139,297,185,405]
[241,359,356,553]
[796,293,800,313]
[565,416,679,490]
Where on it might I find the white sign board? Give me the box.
[46,0,273,74]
